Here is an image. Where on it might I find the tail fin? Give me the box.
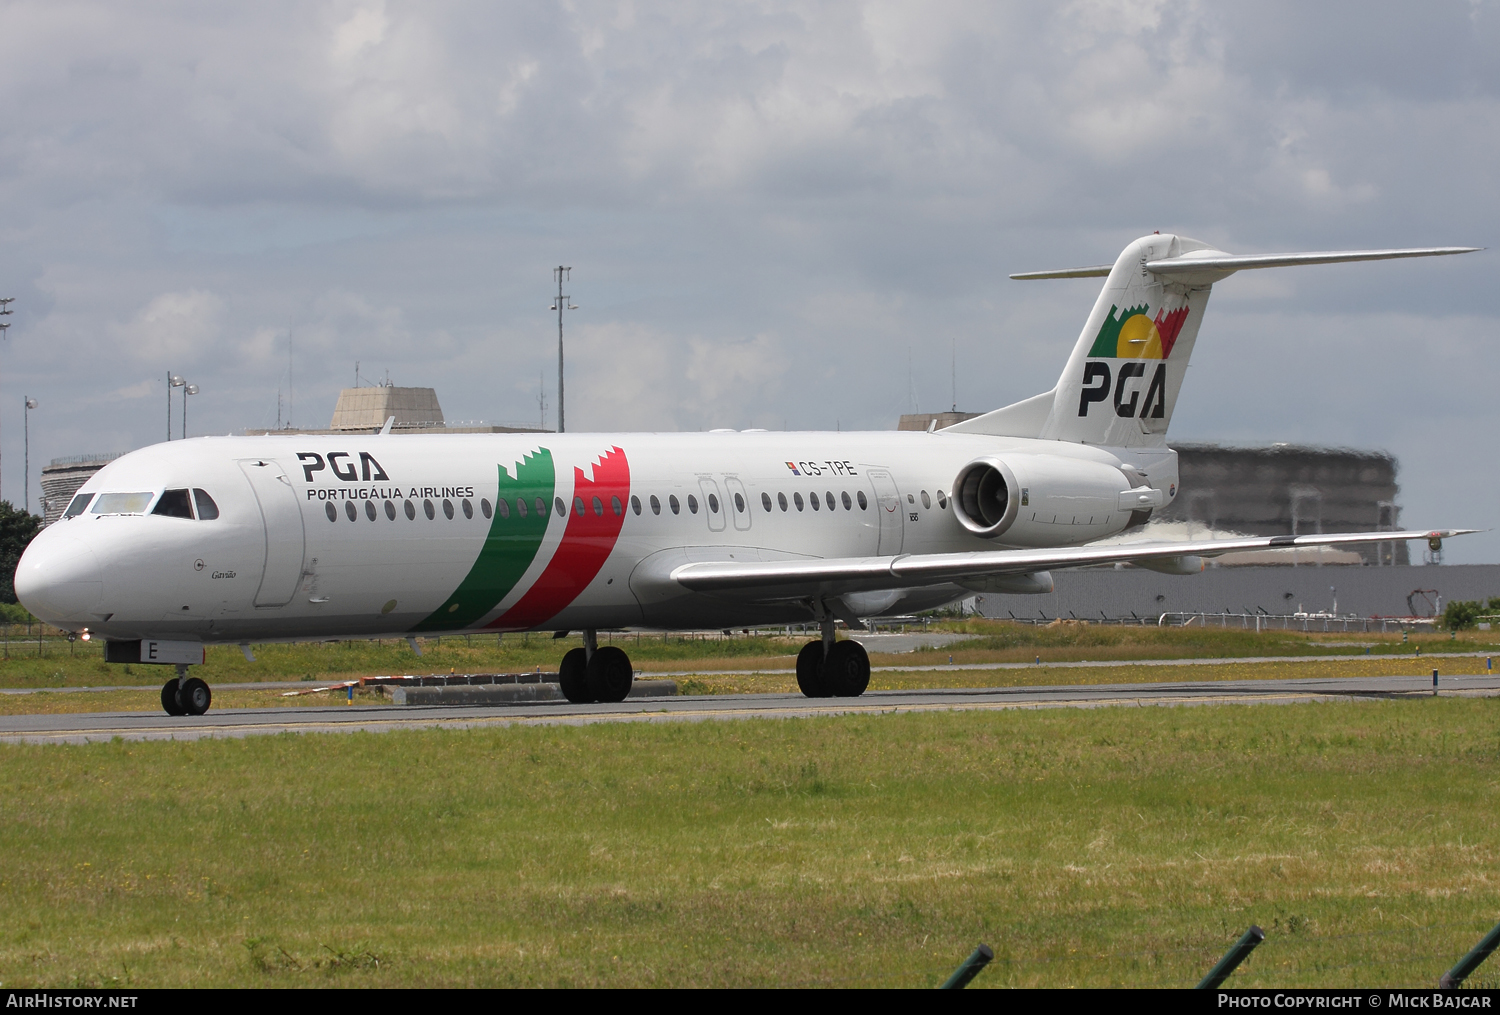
[947,235,1476,446]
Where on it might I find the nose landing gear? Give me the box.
[160,664,212,716]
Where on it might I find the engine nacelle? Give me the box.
[951,457,1021,538]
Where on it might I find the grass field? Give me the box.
[2,696,1499,987]
[0,621,1495,691]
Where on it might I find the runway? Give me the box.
[2,673,1497,744]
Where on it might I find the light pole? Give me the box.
[0,297,14,503]
[551,267,577,433]
[167,373,184,440]
[183,383,198,439]
[23,397,36,515]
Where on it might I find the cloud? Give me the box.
[0,1,1494,560]
[119,290,225,363]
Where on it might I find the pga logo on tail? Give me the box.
[1076,303,1188,418]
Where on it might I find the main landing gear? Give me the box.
[160,663,212,716]
[558,630,635,704]
[795,619,871,698]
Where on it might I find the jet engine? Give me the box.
[951,457,1020,538]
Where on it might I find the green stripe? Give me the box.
[412,449,555,632]
[1087,304,1147,358]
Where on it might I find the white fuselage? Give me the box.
[15,430,1178,643]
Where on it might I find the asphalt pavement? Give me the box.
[2,672,1495,745]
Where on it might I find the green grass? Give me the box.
[1,622,1494,690]
[2,697,1499,987]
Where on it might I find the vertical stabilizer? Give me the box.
[1038,233,1215,447]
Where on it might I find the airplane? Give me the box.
[14,233,1479,716]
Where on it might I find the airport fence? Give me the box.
[918,916,1500,990]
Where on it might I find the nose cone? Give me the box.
[15,533,103,624]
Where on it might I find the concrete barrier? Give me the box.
[389,679,678,706]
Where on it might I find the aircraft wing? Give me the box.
[670,529,1476,603]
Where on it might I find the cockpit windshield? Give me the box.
[63,493,93,518]
[91,492,154,515]
[152,489,194,519]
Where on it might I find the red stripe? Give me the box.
[486,446,630,631]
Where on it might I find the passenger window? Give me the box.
[537,498,548,516]
[592,496,603,516]
[611,496,623,517]
[825,492,835,511]
[841,491,852,510]
[152,489,194,519]
[462,498,473,519]
[192,489,219,520]
[346,501,358,521]
[481,498,493,519]
[92,492,153,514]
[794,492,804,511]
[810,493,819,511]
[325,502,337,522]
[778,492,788,512]
[574,497,586,516]
[857,491,868,510]
[707,494,719,514]
[761,492,772,512]
[64,493,94,518]
[650,495,661,515]
[405,500,416,520]
[515,497,525,518]
[497,498,510,519]
[921,490,931,509]
[937,490,948,509]
[907,494,915,504]
[687,494,699,514]
[424,499,435,520]
[669,495,680,515]
[385,500,397,520]
[365,500,377,521]
[443,499,454,519]
[554,497,566,517]
[631,495,642,516]
[735,493,745,513]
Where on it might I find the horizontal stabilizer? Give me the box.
[671,529,1477,603]
[1146,246,1479,275]
[1012,245,1478,281]
[1009,264,1113,280]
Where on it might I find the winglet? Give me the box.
[379,415,395,435]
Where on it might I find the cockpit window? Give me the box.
[63,493,93,518]
[152,489,194,519]
[193,489,219,520]
[91,492,154,515]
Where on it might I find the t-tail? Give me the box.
[946,234,1478,447]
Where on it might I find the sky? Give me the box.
[0,1,1496,560]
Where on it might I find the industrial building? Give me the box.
[245,385,548,436]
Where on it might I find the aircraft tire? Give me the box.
[160,679,187,716]
[559,648,591,703]
[823,640,870,697]
[587,646,634,703]
[795,642,831,697]
[179,677,212,716]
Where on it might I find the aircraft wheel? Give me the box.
[161,679,187,716]
[179,677,212,716]
[795,642,831,698]
[587,646,634,704]
[823,640,870,697]
[559,647,591,703]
